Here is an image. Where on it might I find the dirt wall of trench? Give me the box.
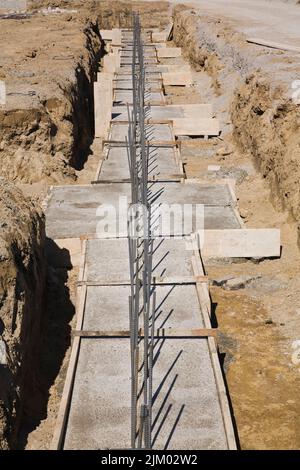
[231,75,300,222]
[0,15,104,184]
[0,179,46,449]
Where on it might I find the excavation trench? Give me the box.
[0,14,104,451]
[1,0,300,451]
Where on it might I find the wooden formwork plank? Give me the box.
[101,28,122,46]
[92,175,184,184]
[173,117,220,137]
[157,47,182,58]
[94,76,112,138]
[199,228,281,258]
[72,327,217,338]
[191,241,237,450]
[50,285,87,450]
[102,139,179,147]
[77,275,207,286]
[247,37,300,53]
[162,71,193,86]
[78,240,87,283]
[101,51,120,75]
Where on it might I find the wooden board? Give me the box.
[173,117,220,136]
[199,228,281,258]
[111,104,213,121]
[191,240,237,450]
[101,28,122,46]
[94,75,112,138]
[102,52,120,74]
[162,71,193,86]
[157,47,182,58]
[72,327,217,338]
[247,38,300,54]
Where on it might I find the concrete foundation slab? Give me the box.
[121,51,156,59]
[111,104,213,121]
[45,184,131,240]
[99,145,180,181]
[110,123,173,141]
[100,28,122,45]
[83,238,195,282]
[83,284,205,330]
[63,337,228,449]
[113,78,161,90]
[94,77,112,138]
[162,71,193,86]
[200,228,281,258]
[147,181,235,206]
[45,183,241,239]
[63,338,131,450]
[117,65,190,74]
[115,72,162,81]
[120,57,158,65]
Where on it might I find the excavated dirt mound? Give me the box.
[0,178,45,449]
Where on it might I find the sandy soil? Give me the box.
[0,179,45,449]
[170,0,300,46]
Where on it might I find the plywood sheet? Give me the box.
[157,47,182,58]
[173,118,220,137]
[200,229,281,258]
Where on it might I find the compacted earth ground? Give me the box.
[0,0,300,450]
